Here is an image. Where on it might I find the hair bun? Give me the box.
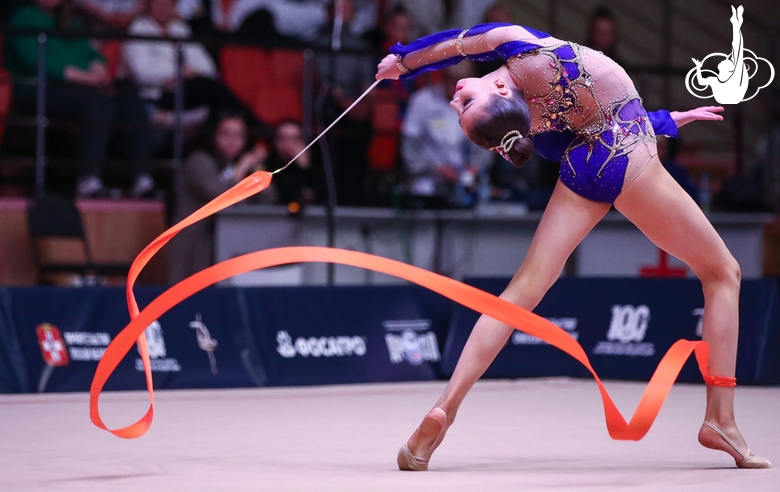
[508,137,534,168]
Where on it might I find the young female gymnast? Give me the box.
[376,23,771,470]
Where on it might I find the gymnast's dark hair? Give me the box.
[466,88,534,168]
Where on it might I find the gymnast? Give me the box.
[375,23,771,470]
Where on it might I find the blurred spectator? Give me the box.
[372,6,416,113]
[364,5,416,181]
[265,120,324,208]
[400,62,492,208]
[5,0,156,197]
[384,5,409,43]
[586,6,622,64]
[474,1,515,77]
[186,0,327,42]
[122,0,265,133]
[657,136,698,200]
[168,109,275,283]
[454,0,505,29]
[72,0,143,32]
[387,0,447,38]
[314,0,375,205]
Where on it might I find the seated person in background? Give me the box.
[474,2,515,77]
[122,0,265,132]
[586,6,622,65]
[374,6,417,107]
[168,109,276,284]
[5,0,156,197]
[264,120,324,209]
[314,0,375,205]
[400,62,493,208]
[201,0,327,43]
[72,0,144,32]
[657,136,698,201]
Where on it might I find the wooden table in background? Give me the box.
[0,198,168,285]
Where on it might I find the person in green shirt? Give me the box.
[5,0,156,197]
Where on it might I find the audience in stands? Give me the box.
[474,1,514,77]
[363,6,416,185]
[265,120,324,208]
[586,6,622,65]
[657,137,698,201]
[5,0,156,198]
[168,109,275,283]
[122,0,263,133]
[184,0,329,43]
[73,0,144,32]
[387,0,447,38]
[400,62,492,208]
[314,0,375,205]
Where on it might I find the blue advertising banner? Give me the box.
[6,287,262,393]
[442,278,780,385]
[0,289,29,393]
[0,279,775,394]
[241,285,452,386]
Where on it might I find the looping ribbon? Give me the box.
[90,169,723,441]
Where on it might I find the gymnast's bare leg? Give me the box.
[614,156,762,465]
[404,178,610,464]
[404,157,767,468]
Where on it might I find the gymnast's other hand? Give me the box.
[376,54,403,80]
[670,106,724,128]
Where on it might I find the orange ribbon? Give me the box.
[90,171,720,440]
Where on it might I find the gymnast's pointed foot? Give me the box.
[698,421,772,468]
[397,407,450,471]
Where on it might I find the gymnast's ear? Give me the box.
[492,78,512,96]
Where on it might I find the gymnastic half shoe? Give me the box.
[397,407,450,471]
[701,421,772,468]
[397,444,431,471]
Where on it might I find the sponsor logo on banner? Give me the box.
[593,305,655,357]
[62,331,111,361]
[382,320,440,365]
[276,330,367,358]
[693,308,704,337]
[190,313,218,374]
[512,317,580,345]
[135,321,181,372]
[36,324,69,367]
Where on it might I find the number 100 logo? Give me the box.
[606,305,651,343]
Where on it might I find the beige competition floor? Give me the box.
[0,379,778,492]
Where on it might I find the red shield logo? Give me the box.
[36,324,69,367]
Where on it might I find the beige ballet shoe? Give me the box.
[397,443,431,471]
[701,421,772,469]
[397,408,449,471]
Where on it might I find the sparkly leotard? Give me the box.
[390,23,678,203]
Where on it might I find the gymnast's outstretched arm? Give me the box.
[377,23,549,80]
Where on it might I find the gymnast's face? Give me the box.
[450,76,512,134]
